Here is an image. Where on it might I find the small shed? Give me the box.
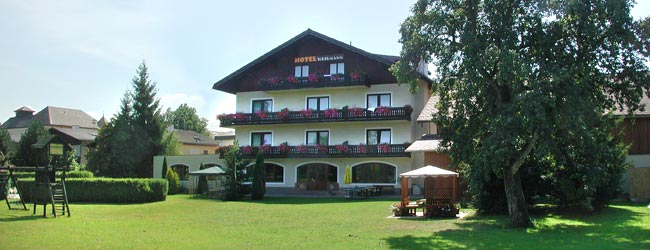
[399,165,459,217]
[188,167,227,198]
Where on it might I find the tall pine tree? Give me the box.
[87,62,164,178]
[130,62,164,178]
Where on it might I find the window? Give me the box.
[306,96,329,111]
[252,99,273,113]
[246,163,284,183]
[265,164,284,183]
[367,93,391,109]
[251,132,272,146]
[329,63,344,75]
[352,163,396,183]
[306,130,329,145]
[203,150,209,155]
[367,129,391,145]
[295,65,309,78]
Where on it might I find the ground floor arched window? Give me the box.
[172,165,189,180]
[296,163,337,190]
[265,164,284,183]
[352,163,396,184]
[246,163,284,183]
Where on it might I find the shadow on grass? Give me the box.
[0,213,47,222]
[383,203,650,250]
[185,194,398,205]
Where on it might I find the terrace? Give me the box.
[219,142,411,158]
[218,105,413,127]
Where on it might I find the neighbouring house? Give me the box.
[1,106,101,164]
[156,29,438,194]
[615,95,650,200]
[152,128,222,189]
[171,128,220,155]
[212,130,235,147]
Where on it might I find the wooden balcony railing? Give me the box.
[218,106,413,127]
[259,74,369,91]
[218,143,411,159]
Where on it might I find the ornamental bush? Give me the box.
[16,178,167,203]
[166,168,180,195]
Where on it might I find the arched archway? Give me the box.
[170,164,190,180]
[351,162,396,184]
[296,163,338,190]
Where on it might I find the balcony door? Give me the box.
[297,163,337,190]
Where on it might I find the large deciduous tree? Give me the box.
[393,0,649,227]
[163,103,209,135]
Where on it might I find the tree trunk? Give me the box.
[503,166,532,228]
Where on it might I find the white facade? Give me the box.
[229,82,431,189]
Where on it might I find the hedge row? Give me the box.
[11,170,94,179]
[16,178,168,203]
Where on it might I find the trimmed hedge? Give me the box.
[10,170,94,179]
[16,178,168,203]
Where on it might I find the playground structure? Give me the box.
[1,135,72,217]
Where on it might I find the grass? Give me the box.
[0,195,648,249]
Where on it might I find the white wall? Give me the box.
[235,83,422,113]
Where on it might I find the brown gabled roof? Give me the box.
[212,29,432,94]
[405,134,444,152]
[50,127,98,144]
[2,106,99,130]
[612,94,650,117]
[417,95,440,122]
[212,29,402,94]
[15,106,35,113]
[34,106,98,129]
[1,115,33,129]
[173,129,219,146]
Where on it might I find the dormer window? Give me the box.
[329,63,344,75]
[295,65,309,78]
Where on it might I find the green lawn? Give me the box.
[0,195,648,249]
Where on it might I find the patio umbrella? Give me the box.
[344,165,352,184]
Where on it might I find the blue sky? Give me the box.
[1,1,648,131]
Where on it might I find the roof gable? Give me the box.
[212,29,401,94]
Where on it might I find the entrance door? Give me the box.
[297,163,337,190]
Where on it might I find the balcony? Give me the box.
[219,142,411,159]
[218,106,413,127]
[258,73,369,91]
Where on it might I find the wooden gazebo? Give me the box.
[399,165,459,217]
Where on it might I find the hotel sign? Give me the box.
[294,54,343,63]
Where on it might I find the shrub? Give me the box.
[16,178,167,203]
[9,170,94,179]
[67,170,94,178]
[166,168,180,195]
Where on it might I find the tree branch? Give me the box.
[511,127,540,175]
